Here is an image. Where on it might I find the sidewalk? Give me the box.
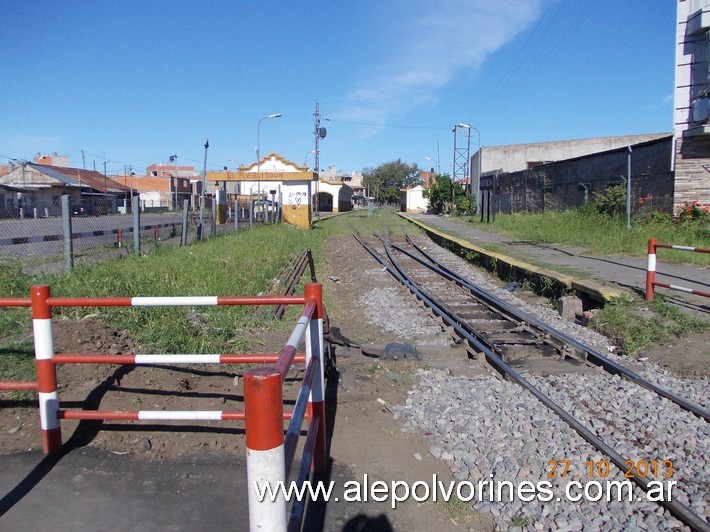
[403,213,709,313]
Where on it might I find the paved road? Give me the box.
[405,214,709,313]
[0,448,247,530]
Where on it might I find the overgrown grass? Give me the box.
[467,210,710,267]
[0,208,412,378]
[591,294,710,356]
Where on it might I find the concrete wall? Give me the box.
[471,134,672,210]
[492,137,674,215]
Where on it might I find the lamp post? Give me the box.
[424,156,440,174]
[257,113,282,174]
[169,154,178,210]
[305,150,316,170]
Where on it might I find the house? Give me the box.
[399,185,429,213]
[0,162,130,217]
[205,153,318,228]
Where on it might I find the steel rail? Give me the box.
[353,232,708,531]
[398,235,709,422]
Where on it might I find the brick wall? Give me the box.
[674,136,710,209]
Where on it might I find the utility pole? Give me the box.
[626,146,632,230]
[81,150,86,169]
[200,140,209,240]
[314,102,327,217]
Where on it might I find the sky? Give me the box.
[0,0,676,177]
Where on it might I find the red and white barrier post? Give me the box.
[31,285,62,454]
[304,283,327,473]
[646,238,657,302]
[245,367,286,531]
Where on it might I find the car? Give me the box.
[71,203,100,216]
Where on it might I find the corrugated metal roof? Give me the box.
[29,164,130,193]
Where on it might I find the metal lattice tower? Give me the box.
[452,124,471,186]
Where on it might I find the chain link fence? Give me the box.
[0,195,278,276]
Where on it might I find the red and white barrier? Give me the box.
[245,368,287,531]
[646,238,710,301]
[31,285,62,454]
[0,282,327,531]
[304,283,327,473]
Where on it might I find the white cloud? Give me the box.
[335,0,545,129]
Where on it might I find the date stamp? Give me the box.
[547,459,674,479]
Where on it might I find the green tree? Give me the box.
[363,159,421,203]
[424,174,474,215]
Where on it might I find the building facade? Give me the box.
[673,0,710,209]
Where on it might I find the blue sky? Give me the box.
[0,0,675,176]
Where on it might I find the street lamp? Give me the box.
[257,113,282,173]
[304,150,316,170]
[169,154,178,210]
[424,156,440,174]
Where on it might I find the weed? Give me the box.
[439,494,475,524]
[511,514,531,527]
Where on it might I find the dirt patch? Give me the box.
[638,329,710,378]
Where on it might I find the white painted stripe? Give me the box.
[285,315,309,348]
[671,245,696,251]
[246,445,287,531]
[137,410,224,420]
[669,285,694,293]
[32,319,54,360]
[131,296,218,306]
[647,254,656,272]
[134,354,221,364]
[38,392,59,429]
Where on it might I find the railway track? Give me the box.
[354,231,709,531]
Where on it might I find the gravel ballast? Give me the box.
[357,236,708,529]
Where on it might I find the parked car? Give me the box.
[71,203,100,216]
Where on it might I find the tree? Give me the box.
[424,174,475,215]
[363,159,421,203]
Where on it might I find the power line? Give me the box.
[327,118,450,130]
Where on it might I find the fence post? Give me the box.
[304,283,327,473]
[646,238,657,302]
[133,195,140,255]
[244,368,287,531]
[61,195,73,272]
[181,199,189,245]
[31,285,62,454]
[234,199,239,232]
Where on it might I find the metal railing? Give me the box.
[645,238,710,301]
[0,283,327,531]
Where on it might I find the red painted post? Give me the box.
[31,285,62,454]
[304,283,327,473]
[117,228,123,248]
[154,225,159,241]
[244,367,286,531]
[646,238,657,302]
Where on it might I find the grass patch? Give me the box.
[439,494,476,525]
[0,209,412,380]
[590,294,710,356]
[464,210,710,267]
[0,338,36,398]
